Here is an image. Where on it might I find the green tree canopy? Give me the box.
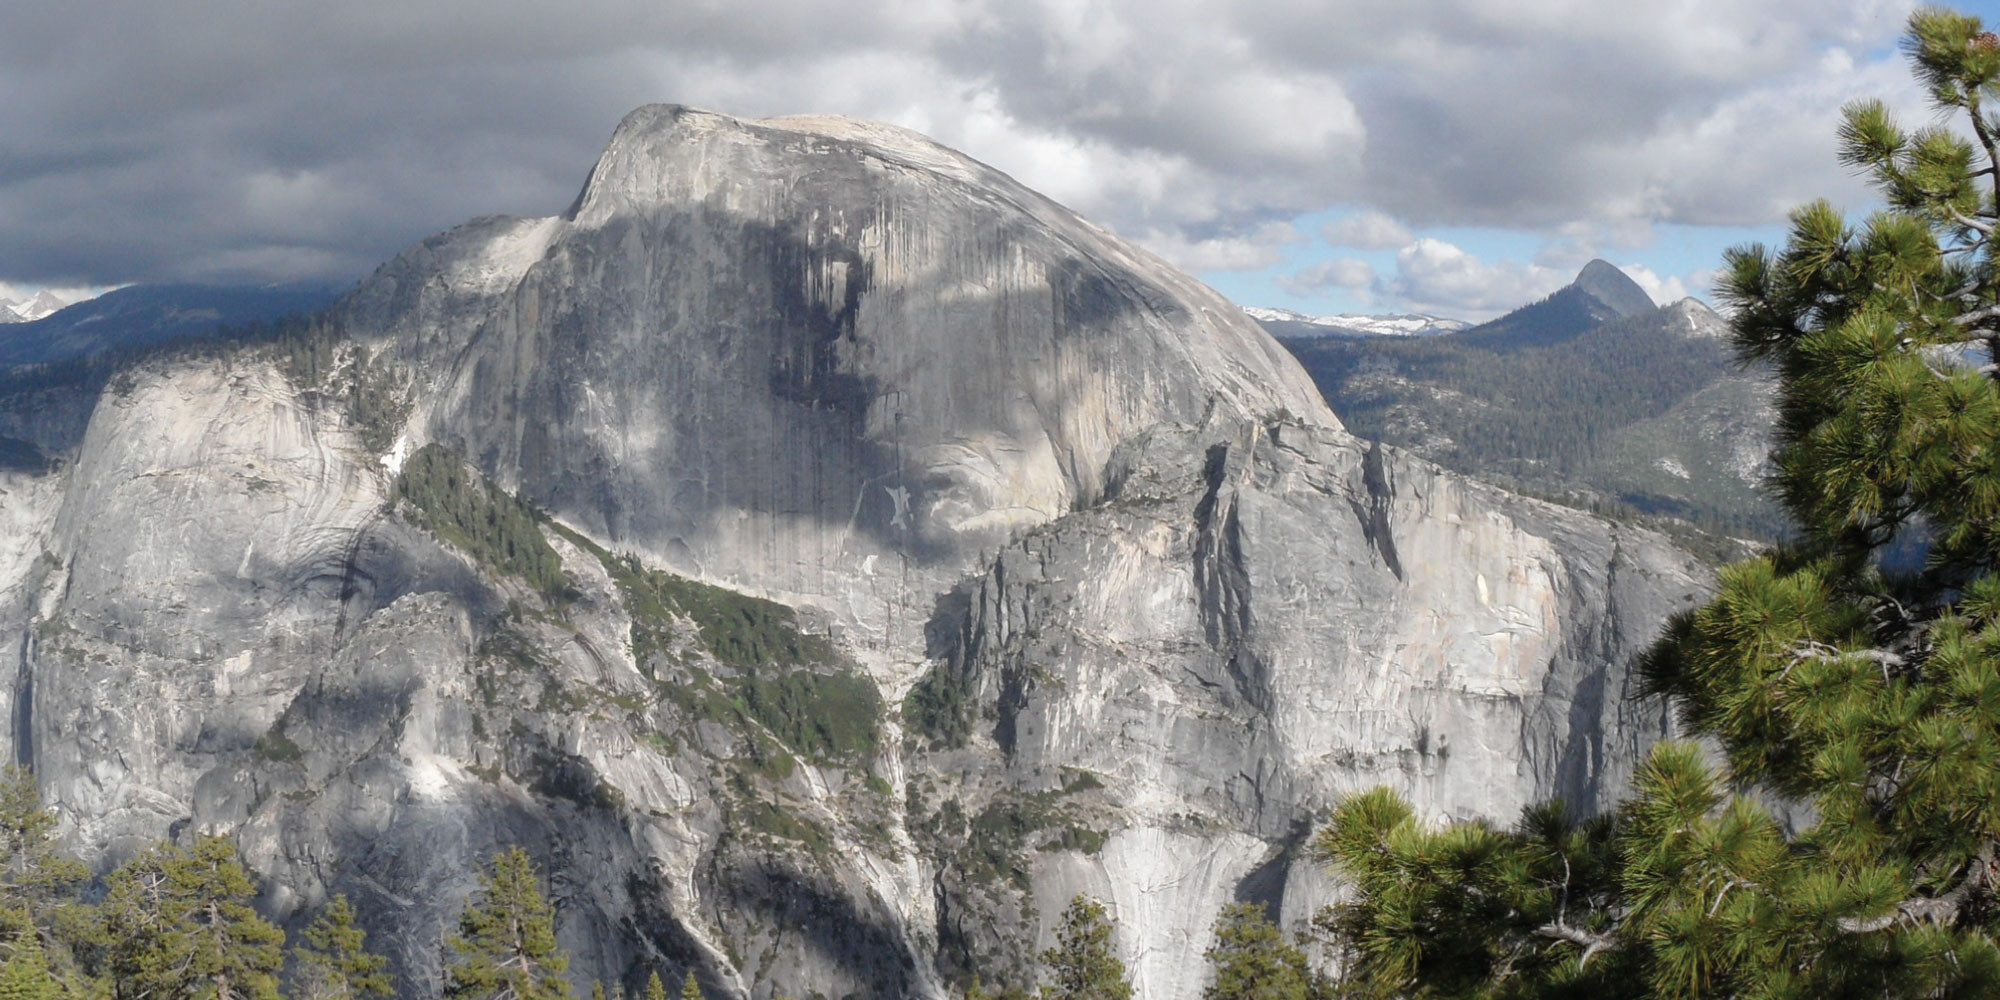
[444,847,573,1000]
[101,836,286,1000]
[1319,6,2000,999]
[0,926,61,1000]
[0,769,84,915]
[292,894,393,1000]
[1038,896,1132,1000]
[1202,903,1323,1000]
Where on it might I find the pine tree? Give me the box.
[0,771,91,995]
[0,769,84,914]
[1038,896,1132,1000]
[292,895,393,1000]
[677,970,701,1000]
[642,971,666,1000]
[0,924,61,1000]
[1202,904,1321,1000]
[101,836,285,1000]
[1318,7,2000,999]
[444,847,573,1000]
[965,975,1032,1000]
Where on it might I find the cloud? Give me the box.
[0,0,1925,287]
[1135,221,1303,272]
[1279,258,1375,296]
[1321,212,1412,251]
[1622,264,1718,307]
[1379,238,1571,316]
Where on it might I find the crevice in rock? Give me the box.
[1193,441,1270,712]
[12,629,31,770]
[1347,440,1403,581]
[1193,444,1249,647]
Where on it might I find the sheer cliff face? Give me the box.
[0,105,1709,1000]
[352,106,1325,660]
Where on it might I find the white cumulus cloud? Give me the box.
[1279,258,1376,296]
[1381,239,1570,317]
[1321,212,1413,251]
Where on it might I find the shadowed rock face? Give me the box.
[0,106,1709,1000]
[1572,259,1656,319]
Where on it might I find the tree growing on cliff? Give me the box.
[1038,896,1132,1000]
[100,837,286,1000]
[0,925,62,1000]
[0,769,91,992]
[0,769,84,917]
[1201,903,1326,1000]
[292,895,393,1000]
[445,847,573,1000]
[1319,6,2000,999]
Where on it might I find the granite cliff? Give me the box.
[0,105,1710,999]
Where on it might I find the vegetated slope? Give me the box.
[0,106,1712,1000]
[1274,271,1783,558]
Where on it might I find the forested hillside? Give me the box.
[1272,268,1784,558]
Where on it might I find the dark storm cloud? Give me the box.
[0,0,1919,287]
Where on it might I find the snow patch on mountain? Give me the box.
[1243,306,1469,338]
[1669,298,1728,340]
[0,287,101,323]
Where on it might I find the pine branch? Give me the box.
[1786,641,1907,680]
[1535,921,1617,968]
[1837,844,1996,933]
[1966,92,2000,218]
[1944,205,1995,235]
[1951,303,2000,326]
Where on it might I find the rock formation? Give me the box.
[0,105,1710,999]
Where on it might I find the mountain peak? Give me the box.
[1572,259,1655,318]
[1666,296,1728,339]
[0,288,79,324]
[569,104,1007,224]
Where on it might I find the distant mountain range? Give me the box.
[0,282,343,367]
[0,289,86,324]
[1254,260,1780,559]
[1241,306,1469,339]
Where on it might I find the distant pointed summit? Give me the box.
[1572,259,1655,318]
[1440,259,1659,351]
[0,289,77,324]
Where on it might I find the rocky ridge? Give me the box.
[1271,269,1781,555]
[0,105,1709,999]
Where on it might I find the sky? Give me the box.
[1,0,1993,321]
